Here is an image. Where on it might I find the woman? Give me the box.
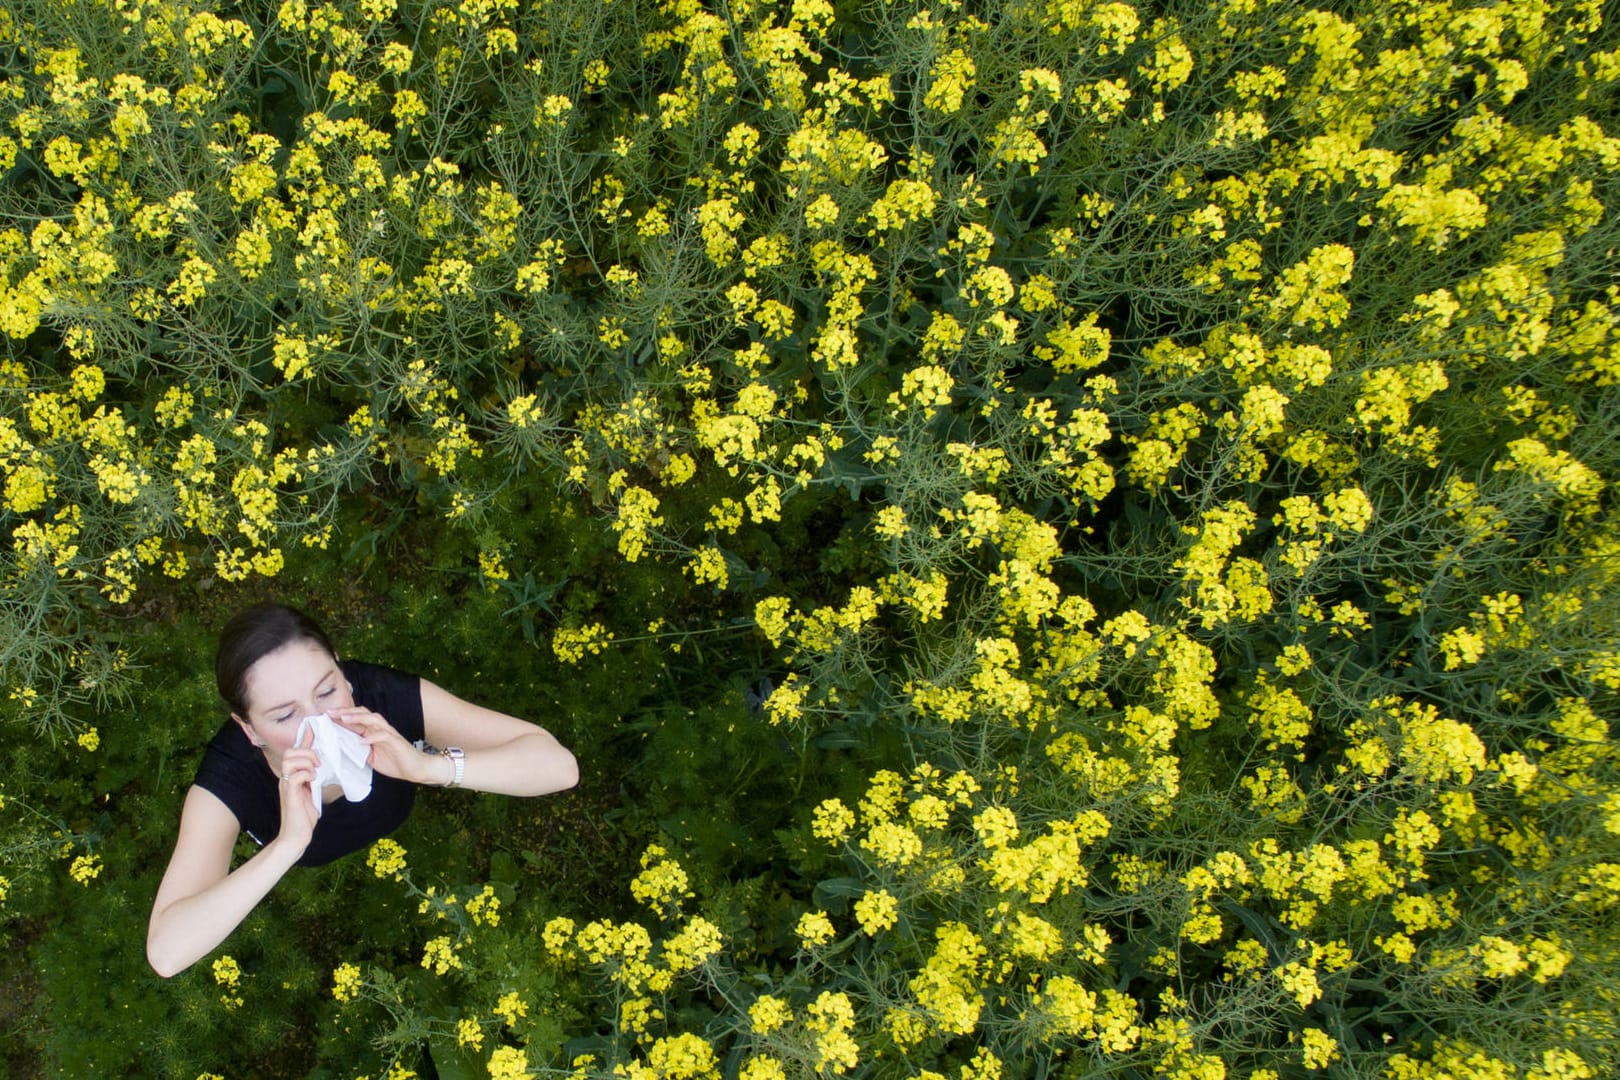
[146,603,578,977]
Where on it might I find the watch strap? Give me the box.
[440,746,465,788]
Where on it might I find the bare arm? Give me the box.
[147,750,320,978]
[331,679,578,796]
[409,678,578,796]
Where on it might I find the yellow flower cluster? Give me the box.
[487,1046,531,1080]
[853,889,897,935]
[331,962,362,1003]
[804,991,859,1073]
[660,916,723,974]
[630,844,694,915]
[610,477,665,563]
[465,884,501,927]
[795,910,836,949]
[421,935,462,976]
[68,852,102,885]
[553,623,614,665]
[211,955,244,1010]
[366,838,407,881]
[494,990,528,1028]
[749,994,792,1035]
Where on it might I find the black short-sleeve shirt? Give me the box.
[193,660,425,867]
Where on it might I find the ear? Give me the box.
[231,713,263,748]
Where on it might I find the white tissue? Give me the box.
[294,712,374,817]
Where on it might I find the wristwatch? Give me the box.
[440,746,465,788]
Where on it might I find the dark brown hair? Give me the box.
[215,603,336,716]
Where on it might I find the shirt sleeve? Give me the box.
[191,721,279,842]
[343,660,425,743]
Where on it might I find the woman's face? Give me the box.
[233,638,355,763]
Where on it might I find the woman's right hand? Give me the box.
[274,744,322,855]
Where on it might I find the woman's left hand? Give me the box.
[331,706,440,787]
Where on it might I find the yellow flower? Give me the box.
[331,962,362,1003]
[697,197,745,266]
[536,95,574,124]
[1263,245,1355,330]
[542,917,576,960]
[630,845,693,912]
[366,838,407,880]
[488,1046,531,1080]
[724,123,760,166]
[1006,912,1063,961]
[611,484,664,561]
[211,955,240,989]
[754,597,794,646]
[68,363,104,401]
[762,677,806,725]
[872,505,908,540]
[380,42,412,75]
[598,316,629,350]
[805,193,840,230]
[796,910,836,949]
[466,884,501,927]
[167,255,217,307]
[909,922,986,1036]
[393,89,427,130]
[739,1056,785,1080]
[647,1033,719,1080]
[494,990,528,1027]
[854,888,898,935]
[154,386,195,428]
[1300,1027,1338,1070]
[1033,974,1096,1036]
[552,623,614,664]
[812,798,856,843]
[973,806,1019,849]
[924,49,976,114]
[4,462,53,515]
[868,178,938,234]
[69,853,102,885]
[271,330,314,381]
[421,935,462,975]
[478,549,510,590]
[749,994,792,1035]
[661,916,724,972]
[685,546,728,589]
[860,821,923,867]
[639,204,672,238]
[212,954,244,1009]
[908,793,950,830]
[805,991,859,1073]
